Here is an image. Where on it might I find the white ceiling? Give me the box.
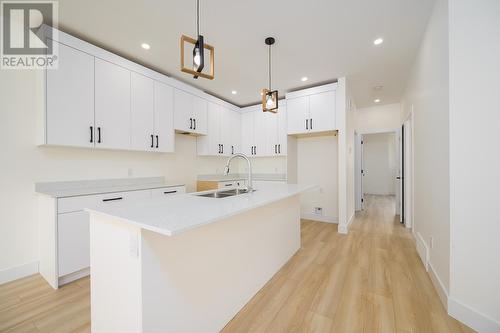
[56,0,435,107]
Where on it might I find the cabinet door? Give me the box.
[95,58,131,150]
[286,96,309,134]
[131,73,154,151]
[174,89,194,132]
[192,96,208,135]
[264,111,278,156]
[46,42,94,147]
[277,105,287,155]
[58,211,90,276]
[220,107,233,156]
[253,110,267,156]
[229,110,241,155]
[240,111,254,156]
[309,90,336,132]
[154,81,174,152]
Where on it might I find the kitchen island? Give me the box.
[86,183,313,333]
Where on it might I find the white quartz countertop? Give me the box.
[35,177,184,198]
[86,183,314,236]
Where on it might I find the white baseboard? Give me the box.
[0,261,39,285]
[58,267,90,287]
[428,263,448,310]
[415,232,429,270]
[448,297,500,333]
[338,212,355,234]
[301,213,337,224]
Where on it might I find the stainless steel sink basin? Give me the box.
[195,188,255,198]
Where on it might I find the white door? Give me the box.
[174,89,196,132]
[355,133,364,211]
[309,90,336,133]
[240,111,254,156]
[95,58,131,150]
[253,110,267,156]
[286,96,308,134]
[192,96,208,135]
[58,211,90,276]
[130,73,154,151]
[264,111,278,156]
[154,81,174,152]
[277,104,287,155]
[46,42,95,148]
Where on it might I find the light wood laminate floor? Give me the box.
[0,195,473,332]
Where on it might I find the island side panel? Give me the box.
[140,195,301,333]
[89,213,143,333]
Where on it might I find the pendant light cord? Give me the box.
[196,0,200,36]
[268,45,272,90]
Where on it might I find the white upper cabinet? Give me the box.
[277,105,287,155]
[285,83,337,135]
[94,58,131,150]
[309,90,336,133]
[174,89,207,135]
[46,42,94,147]
[131,73,154,151]
[154,81,174,152]
[197,103,240,156]
[240,110,255,156]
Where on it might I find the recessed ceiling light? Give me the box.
[373,38,383,45]
[231,90,237,95]
[301,76,308,82]
[374,98,381,103]
[141,43,151,50]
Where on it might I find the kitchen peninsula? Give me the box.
[87,183,313,333]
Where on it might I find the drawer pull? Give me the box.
[163,190,177,194]
[102,197,123,202]
[224,184,233,187]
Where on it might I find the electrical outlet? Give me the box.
[430,236,434,249]
[314,207,323,215]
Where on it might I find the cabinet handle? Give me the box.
[224,184,233,187]
[151,134,154,148]
[310,118,313,129]
[254,146,257,155]
[306,119,309,130]
[278,144,281,154]
[218,144,221,154]
[102,197,123,202]
[221,144,223,154]
[97,127,101,143]
[156,135,159,148]
[231,145,234,155]
[275,144,277,154]
[190,118,193,129]
[193,118,196,130]
[163,190,177,194]
[90,126,93,143]
[251,146,254,155]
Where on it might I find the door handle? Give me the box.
[189,118,193,129]
[156,135,159,148]
[151,134,154,148]
[97,127,101,143]
[90,126,93,143]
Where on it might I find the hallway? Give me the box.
[0,196,474,333]
[223,195,474,332]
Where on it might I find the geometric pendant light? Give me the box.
[261,37,278,112]
[180,0,215,80]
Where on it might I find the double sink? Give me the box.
[195,188,254,199]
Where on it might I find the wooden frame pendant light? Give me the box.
[262,37,278,113]
[180,0,214,80]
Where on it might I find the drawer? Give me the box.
[151,186,186,198]
[57,189,151,213]
[218,180,245,189]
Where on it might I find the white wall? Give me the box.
[449,0,500,328]
[355,103,401,133]
[0,69,234,274]
[362,133,397,195]
[401,0,450,295]
[297,135,338,222]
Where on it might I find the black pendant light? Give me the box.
[180,0,215,80]
[262,37,278,113]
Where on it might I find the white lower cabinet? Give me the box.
[57,211,90,277]
[38,185,185,289]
